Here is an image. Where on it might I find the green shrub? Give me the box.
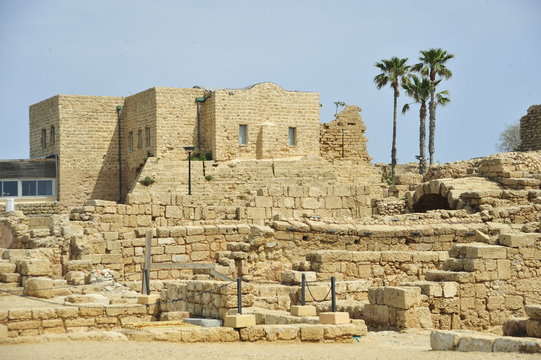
[138,176,155,186]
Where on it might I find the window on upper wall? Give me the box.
[128,132,134,152]
[41,129,47,149]
[137,129,143,149]
[145,126,151,147]
[288,127,297,146]
[239,125,247,145]
[50,126,55,146]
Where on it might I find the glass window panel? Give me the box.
[37,180,53,196]
[1,181,18,197]
[22,180,37,196]
[239,125,247,145]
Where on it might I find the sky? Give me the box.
[0,0,540,164]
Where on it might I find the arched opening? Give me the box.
[412,193,451,213]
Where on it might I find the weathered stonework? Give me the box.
[520,105,541,151]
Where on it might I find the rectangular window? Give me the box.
[239,125,247,145]
[145,126,151,147]
[41,129,47,149]
[50,126,55,146]
[128,132,134,152]
[137,129,143,149]
[37,180,53,196]
[22,180,37,196]
[0,181,18,197]
[288,127,297,146]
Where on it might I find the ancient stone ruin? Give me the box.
[0,85,540,353]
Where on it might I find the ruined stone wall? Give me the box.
[305,250,447,283]
[520,105,541,151]
[30,95,125,206]
[320,106,371,161]
[245,184,375,221]
[211,83,320,161]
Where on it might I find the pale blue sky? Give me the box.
[0,0,540,164]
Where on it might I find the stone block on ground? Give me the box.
[137,294,161,305]
[224,314,256,328]
[430,330,462,351]
[503,317,528,337]
[18,259,52,276]
[457,333,496,352]
[291,305,317,317]
[65,271,86,285]
[525,305,541,321]
[319,312,350,325]
[24,277,53,298]
[526,320,541,338]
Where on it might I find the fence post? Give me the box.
[237,277,242,315]
[331,276,336,312]
[142,230,152,295]
[301,273,306,306]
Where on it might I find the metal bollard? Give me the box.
[145,268,150,295]
[237,277,242,315]
[301,273,306,306]
[331,276,336,312]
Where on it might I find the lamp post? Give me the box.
[183,146,196,195]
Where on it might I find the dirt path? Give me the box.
[0,330,538,360]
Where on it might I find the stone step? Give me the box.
[499,233,540,248]
[448,243,507,260]
[425,270,474,283]
[0,261,16,274]
[0,272,21,283]
[400,280,458,298]
[0,283,23,295]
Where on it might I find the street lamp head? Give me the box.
[183,146,196,152]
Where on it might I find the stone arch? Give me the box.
[405,177,503,213]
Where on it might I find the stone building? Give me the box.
[519,104,541,151]
[17,82,371,206]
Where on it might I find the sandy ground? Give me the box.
[1,330,539,360]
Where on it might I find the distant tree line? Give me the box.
[374,48,454,176]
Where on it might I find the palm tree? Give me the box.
[402,75,450,174]
[411,48,454,166]
[374,57,410,177]
[334,101,346,115]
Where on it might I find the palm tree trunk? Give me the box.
[428,90,436,166]
[391,90,398,177]
[419,102,427,174]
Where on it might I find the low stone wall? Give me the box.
[372,198,406,216]
[0,304,157,338]
[161,280,254,320]
[364,286,432,330]
[245,184,374,221]
[304,250,447,282]
[431,329,541,353]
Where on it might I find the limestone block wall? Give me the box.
[210,83,320,161]
[154,87,205,159]
[161,280,254,319]
[121,88,158,197]
[244,184,375,221]
[304,250,447,283]
[30,95,125,206]
[520,105,541,151]
[1,305,157,338]
[29,96,60,159]
[320,105,371,161]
